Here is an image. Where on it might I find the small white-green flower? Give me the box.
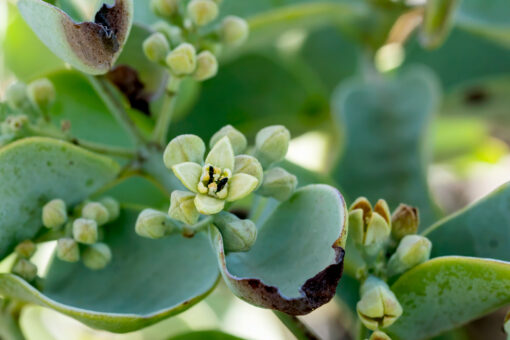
[165,135,261,216]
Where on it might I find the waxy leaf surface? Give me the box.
[0,137,119,258]
[212,184,347,315]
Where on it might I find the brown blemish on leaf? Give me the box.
[106,65,150,115]
[61,0,131,70]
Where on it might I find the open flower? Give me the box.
[165,135,261,219]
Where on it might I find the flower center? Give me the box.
[197,164,232,199]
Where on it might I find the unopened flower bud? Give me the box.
[254,125,290,168]
[210,125,247,155]
[370,331,392,340]
[150,0,180,17]
[349,198,391,253]
[82,243,112,270]
[99,197,120,222]
[12,258,38,282]
[221,16,249,46]
[193,51,218,81]
[136,209,180,239]
[152,21,182,45]
[15,240,36,259]
[387,235,432,277]
[187,0,219,26]
[169,191,199,225]
[1,115,29,136]
[27,78,55,110]
[391,204,419,241]
[81,202,110,226]
[166,43,197,76]
[164,134,205,168]
[72,218,98,244]
[213,211,257,252]
[56,238,80,263]
[143,32,170,63]
[5,82,28,110]
[357,276,402,330]
[42,199,68,229]
[234,155,263,185]
[258,167,297,201]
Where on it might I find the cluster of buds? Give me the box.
[143,0,249,84]
[41,197,120,270]
[11,240,38,282]
[136,124,295,253]
[4,78,55,114]
[349,199,432,332]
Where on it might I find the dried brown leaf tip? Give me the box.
[18,0,133,74]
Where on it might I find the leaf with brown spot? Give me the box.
[211,184,348,315]
[17,0,133,75]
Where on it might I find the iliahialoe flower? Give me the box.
[164,134,262,222]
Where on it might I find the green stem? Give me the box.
[85,75,146,144]
[273,311,319,340]
[0,306,25,340]
[152,78,181,145]
[356,320,369,340]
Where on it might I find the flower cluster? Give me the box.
[143,0,249,83]
[136,124,297,253]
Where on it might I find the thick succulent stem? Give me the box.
[273,311,319,340]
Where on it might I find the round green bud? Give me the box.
[166,43,197,76]
[150,0,180,17]
[72,218,98,244]
[387,235,432,277]
[391,204,419,241]
[163,134,205,168]
[370,331,392,340]
[234,155,263,186]
[27,78,55,110]
[42,199,68,229]
[99,197,120,222]
[220,16,249,46]
[135,209,180,239]
[187,0,219,26]
[254,125,291,168]
[258,167,297,201]
[152,21,182,46]
[169,191,200,225]
[81,202,110,226]
[1,115,29,136]
[193,51,218,81]
[82,243,112,270]
[12,258,38,282]
[5,82,28,110]
[15,240,36,259]
[143,32,170,63]
[210,125,247,155]
[357,276,402,331]
[213,211,257,252]
[56,238,80,263]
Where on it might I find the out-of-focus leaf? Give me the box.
[420,0,459,49]
[332,67,441,228]
[424,182,510,261]
[387,257,510,340]
[18,0,133,75]
[0,137,119,259]
[0,209,219,333]
[212,184,347,315]
[456,0,510,47]
[168,330,245,340]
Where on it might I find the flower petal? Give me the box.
[227,173,258,202]
[205,136,234,170]
[171,162,201,193]
[194,194,225,215]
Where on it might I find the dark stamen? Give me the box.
[208,166,214,184]
[216,177,229,192]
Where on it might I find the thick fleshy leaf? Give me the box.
[212,184,347,315]
[0,209,219,333]
[194,194,225,215]
[332,67,442,228]
[226,173,258,202]
[205,136,235,171]
[17,0,133,75]
[424,182,510,261]
[387,257,510,340]
[172,162,202,194]
[0,137,119,259]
